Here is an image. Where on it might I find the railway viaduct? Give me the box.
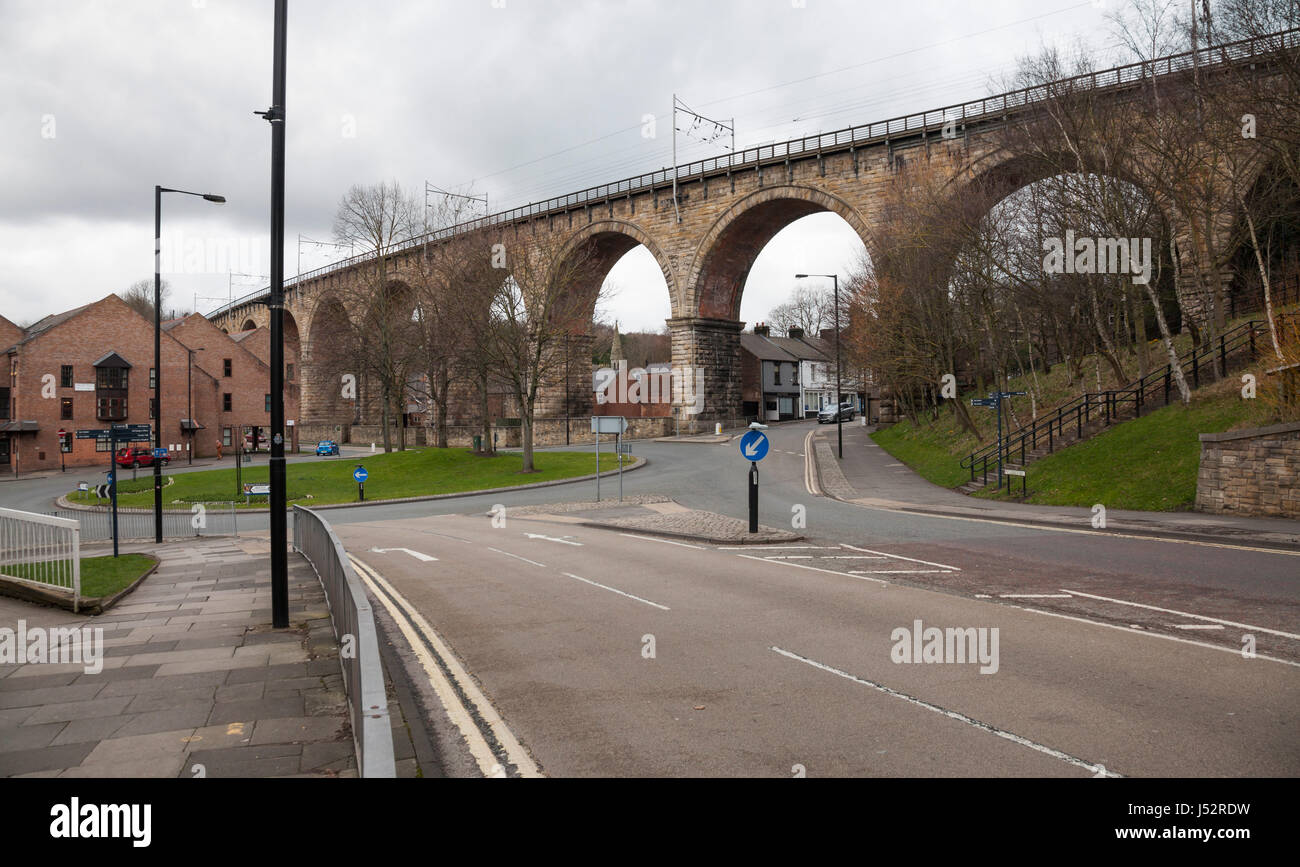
[209,30,1296,433]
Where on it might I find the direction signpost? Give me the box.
[970,392,1027,489]
[739,426,770,533]
[77,426,133,556]
[591,417,628,502]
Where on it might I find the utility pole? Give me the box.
[256,0,289,629]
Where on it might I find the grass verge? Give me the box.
[69,448,628,510]
[0,553,155,598]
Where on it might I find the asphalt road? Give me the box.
[5,420,1297,776]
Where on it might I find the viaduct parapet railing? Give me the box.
[209,27,1300,323]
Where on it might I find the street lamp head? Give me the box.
[794,274,809,279]
[203,194,226,203]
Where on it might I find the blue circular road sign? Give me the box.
[353,466,369,483]
[739,430,770,462]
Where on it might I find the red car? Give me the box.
[116,446,169,468]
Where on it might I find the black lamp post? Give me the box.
[255,0,289,629]
[796,273,842,459]
[155,186,225,543]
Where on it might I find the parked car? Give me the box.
[315,440,340,457]
[116,446,168,468]
[244,431,269,450]
[817,402,857,424]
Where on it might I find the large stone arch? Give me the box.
[685,185,875,320]
[553,219,681,319]
[302,293,354,427]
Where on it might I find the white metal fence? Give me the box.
[0,507,81,612]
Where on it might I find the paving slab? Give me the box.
[0,537,356,778]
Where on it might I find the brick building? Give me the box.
[164,315,300,454]
[1,294,294,473]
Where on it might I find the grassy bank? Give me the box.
[873,382,1271,511]
[1,553,155,597]
[70,448,624,510]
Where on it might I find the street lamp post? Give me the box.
[155,186,225,543]
[255,0,289,629]
[796,273,843,459]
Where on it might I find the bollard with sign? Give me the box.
[354,465,368,501]
[739,423,770,533]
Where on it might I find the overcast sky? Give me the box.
[0,0,1126,333]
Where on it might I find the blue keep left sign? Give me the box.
[739,430,770,462]
[353,466,369,483]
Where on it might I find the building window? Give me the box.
[96,367,128,390]
[222,427,232,447]
[265,394,272,413]
[223,393,232,412]
[773,363,781,386]
[149,398,157,419]
[149,368,156,389]
[0,386,9,420]
[95,438,113,452]
[60,398,73,420]
[60,365,73,388]
[286,363,294,382]
[223,358,232,377]
[96,397,127,420]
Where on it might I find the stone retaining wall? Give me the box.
[1196,421,1300,517]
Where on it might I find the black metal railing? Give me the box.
[207,27,1300,322]
[961,315,1292,488]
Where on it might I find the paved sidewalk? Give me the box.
[814,424,1300,549]
[510,496,803,543]
[0,537,391,778]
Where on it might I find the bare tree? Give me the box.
[766,285,835,336]
[118,278,171,320]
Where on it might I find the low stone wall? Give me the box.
[433,417,674,450]
[1196,421,1300,518]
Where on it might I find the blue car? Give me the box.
[315,440,340,456]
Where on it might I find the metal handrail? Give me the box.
[961,316,1286,484]
[208,27,1300,321]
[292,506,395,778]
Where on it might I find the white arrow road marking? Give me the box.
[771,646,1123,778]
[369,548,438,562]
[524,533,583,546]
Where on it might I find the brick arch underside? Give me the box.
[555,224,676,325]
[304,295,353,425]
[692,194,866,321]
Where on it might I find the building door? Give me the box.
[0,436,9,467]
[765,399,779,422]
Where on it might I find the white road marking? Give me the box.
[349,556,543,778]
[715,546,838,550]
[840,543,962,571]
[817,555,887,560]
[844,501,1300,557]
[1009,603,1300,668]
[1173,624,1225,630]
[560,572,671,611]
[1060,588,1300,640]
[618,533,706,550]
[737,553,889,586]
[487,547,547,568]
[764,555,814,560]
[770,646,1120,777]
[525,533,583,546]
[850,569,952,575]
[1000,593,1074,599]
[369,547,438,562]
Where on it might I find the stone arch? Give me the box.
[240,318,258,332]
[303,293,353,425]
[685,186,874,320]
[552,219,680,320]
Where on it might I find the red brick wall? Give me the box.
[4,294,214,471]
[0,315,23,351]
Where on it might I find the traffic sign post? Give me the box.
[591,417,628,502]
[354,465,368,501]
[970,392,1028,490]
[740,428,770,534]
